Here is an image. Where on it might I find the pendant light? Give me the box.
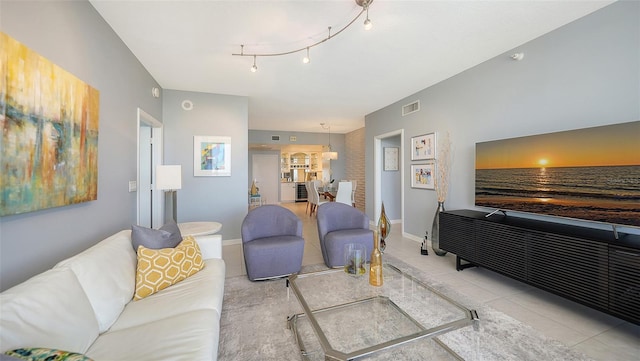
[321,123,338,160]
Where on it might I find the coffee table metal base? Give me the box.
[287,300,467,361]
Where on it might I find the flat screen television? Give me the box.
[475,121,640,228]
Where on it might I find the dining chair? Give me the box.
[309,181,327,216]
[335,181,353,206]
[304,181,312,214]
[350,180,357,207]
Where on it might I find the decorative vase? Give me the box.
[344,243,366,277]
[378,202,391,253]
[250,180,258,196]
[431,201,448,256]
[369,231,383,287]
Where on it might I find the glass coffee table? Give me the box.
[287,263,479,361]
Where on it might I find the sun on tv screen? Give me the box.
[475,121,640,228]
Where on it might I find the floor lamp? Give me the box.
[156,165,182,224]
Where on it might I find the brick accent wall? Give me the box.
[345,127,366,210]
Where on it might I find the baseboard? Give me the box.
[222,238,242,246]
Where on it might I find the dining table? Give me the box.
[320,190,336,201]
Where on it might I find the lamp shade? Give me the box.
[322,151,338,160]
[156,165,182,190]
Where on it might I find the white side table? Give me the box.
[178,221,223,259]
[178,221,222,237]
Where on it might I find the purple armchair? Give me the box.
[241,205,305,281]
[316,202,374,268]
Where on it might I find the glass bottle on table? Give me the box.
[369,230,383,287]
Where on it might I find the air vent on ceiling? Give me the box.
[271,135,280,141]
[402,100,420,116]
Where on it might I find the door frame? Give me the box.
[137,108,164,228]
[374,129,404,233]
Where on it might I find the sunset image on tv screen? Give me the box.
[475,121,640,227]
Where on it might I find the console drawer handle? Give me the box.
[613,250,640,257]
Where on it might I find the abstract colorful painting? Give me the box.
[1,33,99,216]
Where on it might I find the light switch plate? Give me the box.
[128,181,137,192]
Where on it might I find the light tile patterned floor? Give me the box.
[222,202,639,361]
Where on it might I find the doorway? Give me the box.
[374,129,404,233]
[251,154,279,205]
[137,108,163,228]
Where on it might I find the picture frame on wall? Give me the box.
[411,132,436,160]
[411,163,436,189]
[384,147,399,171]
[193,135,231,176]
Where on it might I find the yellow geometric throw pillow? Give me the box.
[134,236,204,300]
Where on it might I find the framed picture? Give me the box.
[411,133,436,160]
[1,33,99,216]
[411,163,436,189]
[194,136,231,176]
[384,147,399,171]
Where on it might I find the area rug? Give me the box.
[217,256,594,361]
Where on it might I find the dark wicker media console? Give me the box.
[439,209,640,325]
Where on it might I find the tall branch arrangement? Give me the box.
[436,131,452,203]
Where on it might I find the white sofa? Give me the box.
[0,230,226,361]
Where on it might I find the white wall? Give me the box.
[0,0,163,291]
[365,1,640,239]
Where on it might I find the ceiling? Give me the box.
[89,0,615,134]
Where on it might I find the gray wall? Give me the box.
[162,90,248,241]
[249,129,347,182]
[0,0,163,290]
[381,136,401,220]
[365,1,640,239]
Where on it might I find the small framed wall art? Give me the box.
[193,136,231,176]
[411,163,436,190]
[411,132,436,161]
[384,147,399,171]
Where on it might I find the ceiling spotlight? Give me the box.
[511,52,524,61]
[364,17,372,30]
[303,47,310,64]
[363,1,373,30]
[251,55,258,72]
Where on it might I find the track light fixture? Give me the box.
[303,47,310,64]
[362,0,373,30]
[250,55,257,73]
[233,0,374,72]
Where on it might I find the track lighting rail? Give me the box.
[232,0,373,71]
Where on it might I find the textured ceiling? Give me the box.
[89,0,615,134]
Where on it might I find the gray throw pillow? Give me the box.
[131,221,183,251]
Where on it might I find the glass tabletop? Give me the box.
[287,263,478,360]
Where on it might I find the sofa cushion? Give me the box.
[110,258,225,332]
[134,236,204,300]
[85,310,219,361]
[54,230,137,333]
[131,221,182,251]
[0,267,99,354]
[4,348,93,361]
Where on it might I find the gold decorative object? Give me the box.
[378,202,391,252]
[369,231,383,287]
[250,180,258,196]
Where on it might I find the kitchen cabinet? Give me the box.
[280,182,296,202]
